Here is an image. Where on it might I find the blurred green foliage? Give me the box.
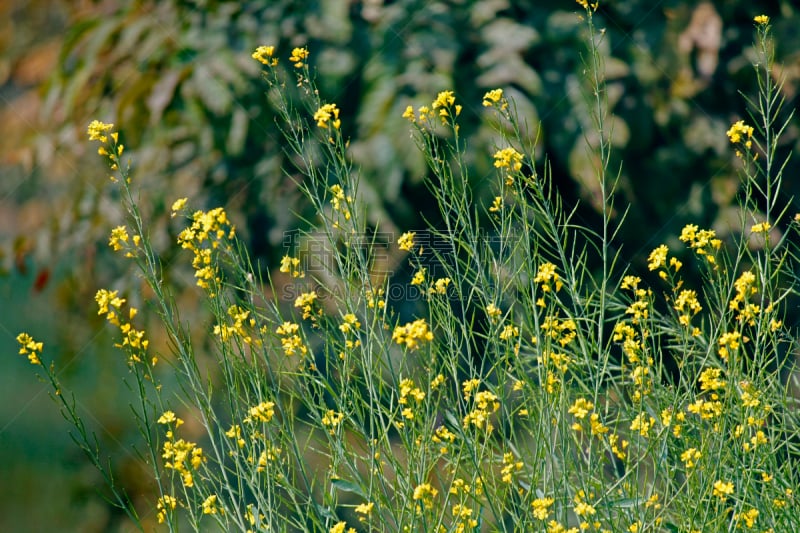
[2,0,799,530]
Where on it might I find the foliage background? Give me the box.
[1,0,798,530]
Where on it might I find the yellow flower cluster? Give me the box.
[493,147,524,180]
[726,120,754,148]
[531,497,554,520]
[279,255,304,278]
[329,184,352,224]
[397,231,416,252]
[314,103,341,130]
[213,304,255,344]
[87,120,124,174]
[462,387,500,432]
[156,495,177,524]
[482,88,507,109]
[251,45,278,66]
[321,409,344,434]
[402,90,462,125]
[576,0,599,11]
[16,333,43,366]
[276,321,307,357]
[329,522,356,533]
[289,47,310,68]
[412,482,438,507]
[202,494,222,515]
[95,288,151,364]
[108,225,140,257]
[159,411,205,487]
[500,451,523,483]
[392,318,433,350]
[673,289,702,327]
[730,270,761,325]
[534,262,563,300]
[754,14,770,25]
[244,401,276,424]
[177,207,236,293]
[294,290,319,320]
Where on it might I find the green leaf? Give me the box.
[330,478,365,498]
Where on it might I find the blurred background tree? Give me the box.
[1,0,798,530]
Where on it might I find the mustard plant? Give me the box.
[18,5,800,532]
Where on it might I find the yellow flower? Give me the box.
[202,494,221,515]
[647,244,669,271]
[482,88,506,108]
[16,332,44,366]
[712,480,735,500]
[754,15,770,25]
[314,103,341,129]
[576,0,599,11]
[252,45,278,66]
[531,497,555,520]
[289,47,309,67]
[727,120,754,148]
[87,120,115,142]
[392,318,434,350]
[493,147,524,172]
[751,221,771,234]
[412,483,438,504]
[568,398,594,419]
[109,226,130,251]
[354,501,374,517]
[397,231,416,252]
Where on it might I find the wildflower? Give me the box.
[674,289,702,326]
[412,483,438,506]
[295,291,319,320]
[726,120,754,150]
[754,14,769,24]
[620,275,640,290]
[171,197,188,216]
[156,495,177,524]
[397,231,416,252]
[244,401,275,423]
[493,147,524,172]
[321,410,344,433]
[482,88,506,109]
[712,480,734,500]
[16,333,44,366]
[576,0,599,11]
[735,508,759,528]
[534,262,563,293]
[280,255,304,278]
[431,90,460,122]
[699,367,726,391]
[680,448,701,469]
[252,45,278,66]
[289,47,309,67]
[718,331,742,361]
[489,195,503,213]
[568,398,594,419]
[630,413,655,437]
[87,120,114,143]
[499,324,519,340]
[157,411,184,427]
[463,390,500,432]
[202,494,221,515]
[751,221,771,234]
[573,491,596,517]
[500,452,523,483]
[276,321,307,357]
[109,226,129,251]
[411,267,426,286]
[314,103,341,129]
[402,105,416,123]
[486,303,502,320]
[429,277,451,295]
[647,244,669,271]
[531,497,555,520]
[392,318,434,350]
[354,501,374,518]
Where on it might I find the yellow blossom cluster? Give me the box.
[251,45,278,66]
[462,386,500,432]
[314,103,341,130]
[673,289,702,328]
[289,47,309,67]
[541,315,577,346]
[531,497,554,521]
[493,147,524,185]
[280,255,304,278]
[321,409,345,434]
[482,88,507,110]
[329,184,352,224]
[16,333,44,366]
[158,411,205,487]
[500,451,523,483]
[402,90,462,125]
[397,231,416,252]
[754,14,769,25]
[392,318,434,350]
[214,304,256,344]
[726,120,754,150]
[177,206,236,293]
[730,270,761,325]
[294,290,320,320]
[95,288,151,364]
[156,495,177,524]
[108,225,141,257]
[202,494,222,515]
[534,262,563,302]
[276,321,307,357]
[365,287,386,309]
[680,224,721,265]
[412,482,438,508]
